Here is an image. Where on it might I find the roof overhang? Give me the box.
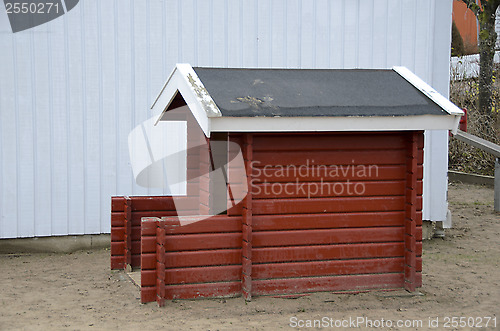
[152,64,464,137]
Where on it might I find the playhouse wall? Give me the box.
[247,132,423,296]
[0,0,452,239]
[136,131,423,302]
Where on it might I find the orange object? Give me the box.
[453,1,478,53]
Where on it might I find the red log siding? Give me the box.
[110,197,126,269]
[247,132,423,295]
[141,216,243,302]
[111,197,178,270]
[117,131,424,303]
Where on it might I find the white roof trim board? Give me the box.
[152,64,463,137]
[151,64,222,136]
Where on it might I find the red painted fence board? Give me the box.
[252,273,405,295]
[253,227,404,247]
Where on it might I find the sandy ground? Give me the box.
[1,182,499,330]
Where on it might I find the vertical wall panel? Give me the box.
[372,0,388,68]
[299,0,315,68]
[357,0,374,68]
[115,1,134,199]
[212,0,227,67]
[422,0,454,224]
[227,0,241,68]
[65,5,85,234]
[400,0,417,70]
[314,0,329,68]
[33,24,52,236]
[270,0,286,68]
[16,32,36,237]
[386,0,402,67]
[83,0,102,233]
[131,0,149,197]
[0,0,454,238]
[0,27,18,238]
[48,16,69,236]
[328,0,344,68]
[196,1,211,67]
[99,0,118,233]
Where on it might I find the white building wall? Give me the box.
[0,0,453,238]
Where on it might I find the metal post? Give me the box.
[495,158,499,213]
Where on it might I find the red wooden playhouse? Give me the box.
[111,64,463,305]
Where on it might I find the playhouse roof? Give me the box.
[151,64,463,137]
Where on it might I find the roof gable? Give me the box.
[151,64,463,137]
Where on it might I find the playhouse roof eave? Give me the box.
[209,114,461,133]
[151,64,463,136]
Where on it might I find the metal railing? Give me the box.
[452,129,500,212]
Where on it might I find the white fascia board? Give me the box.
[393,66,464,117]
[210,115,458,133]
[151,64,220,137]
[393,66,464,134]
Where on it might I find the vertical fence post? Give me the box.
[124,197,132,268]
[242,134,253,301]
[156,219,166,307]
[140,218,159,303]
[495,158,499,213]
[404,132,418,292]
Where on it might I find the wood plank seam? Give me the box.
[156,220,166,307]
[125,197,132,268]
[404,132,419,292]
[242,134,253,301]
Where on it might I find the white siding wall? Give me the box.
[0,0,453,238]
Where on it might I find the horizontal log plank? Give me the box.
[252,212,424,230]
[252,273,404,295]
[111,213,125,227]
[252,134,409,151]
[165,249,242,268]
[253,242,404,263]
[253,258,405,279]
[165,265,242,284]
[253,227,404,247]
[247,165,424,182]
[141,287,156,303]
[252,181,407,199]
[253,150,410,166]
[111,197,126,212]
[165,282,242,300]
[164,216,243,234]
[164,233,242,251]
[111,227,124,241]
[110,256,125,270]
[252,196,413,215]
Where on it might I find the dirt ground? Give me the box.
[0,182,499,330]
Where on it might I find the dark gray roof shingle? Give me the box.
[192,67,446,117]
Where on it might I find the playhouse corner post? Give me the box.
[242,134,253,301]
[156,219,166,307]
[404,132,419,292]
[140,218,160,304]
[124,197,132,267]
[110,197,127,270]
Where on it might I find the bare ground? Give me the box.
[0,183,499,330]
